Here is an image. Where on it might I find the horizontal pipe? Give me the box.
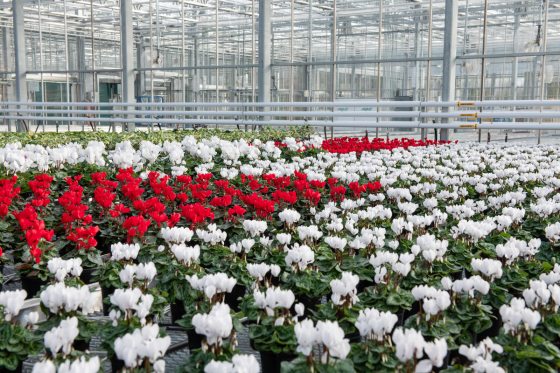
[2,100,560,109]
[5,108,426,118]
[4,108,560,120]
[2,114,560,131]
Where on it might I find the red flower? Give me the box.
[181,203,214,225]
[330,185,347,202]
[310,180,326,189]
[28,174,53,207]
[94,187,116,209]
[123,215,151,242]
[240,193,275,218]
[349,182,366,198]
[303,189,321,206]
[110,203,131,218]
[210,195,233,208]
[0,176,20,218]
[227,205,246,219]
[167,213,181,227]
[272,190,297,205]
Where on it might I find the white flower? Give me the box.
[324,236,348,252]
[317,320,351,360]
[196,224,227,245]
[545,222,560,242]
[40,283,97,315]
[110,288,153,324]
[279,209,301,225]
[499,297,541,334]
[451,276,490,297]
[161,227,194,244]
[253,287,295,312]
[297,225,323,242]
[114,324,171,368]
[0,290,27,321]
[47,257,83,282]
[171,243,200,265]
[392,327,425,363]
[192,303,233,346]
[471,258,503,280]
[242,220,268,237]
[186,273,237,299]
[44,317,79,356]
[285,244,315,271]
[111,243,141,261]
[295,319,318,356]
[295,303,305,317]
[119,265,137,286]
[204,361,233,373]
[136,262,157,283]
[276,233,292,246]
[154,360,166,373]
[24,311,39,326]
[411,285,450,320]
[420,338,447,371]
[32,360,56,373]
[231,354,260,373]
[355,307,398,341]
[330,272,359,306]
[58,356,101,373]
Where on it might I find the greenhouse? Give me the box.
[1,1,560,373]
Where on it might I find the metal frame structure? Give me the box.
[0,0,558,134]
[1,100,559,134]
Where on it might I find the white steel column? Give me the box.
[120,0,135,131]
[441,0,458,141]
[258,0,271,104]
[12,0,27,132]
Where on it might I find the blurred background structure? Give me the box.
[0,0,559,141]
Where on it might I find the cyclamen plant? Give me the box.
[0,290,41,371]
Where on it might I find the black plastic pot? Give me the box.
[357,279,375,293]
[225,284,246,312]
[259,351,296,373]
[187,329,203,351]
[475,311,502,343]
[297,294,321,316]
[110,356,125,373]
[101,285,117,316]
[20,275,46,298]
[73,338,90,352]
[399,301,420,326]
[0,361,22,373]
[80,267,96,284]
[170,301,186,323]
[345,330,361,343]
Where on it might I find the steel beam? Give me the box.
[258,0,271,104]
[120,0,135,131]
[12,0,27,132]
[441,0,458,141]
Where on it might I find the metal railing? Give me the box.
[1,100,560,132]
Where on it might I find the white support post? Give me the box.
[120,0,135,131]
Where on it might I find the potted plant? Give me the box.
[95,242,140,315]
[349,307,399,372]
[177,272,237,350]
[101,286,163,371]
[156,226,203,322]
[37,257,99,351]
[0,290,41,372]
[282,319,355,372]
[12,203,56,298]
[245,286,302,373]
